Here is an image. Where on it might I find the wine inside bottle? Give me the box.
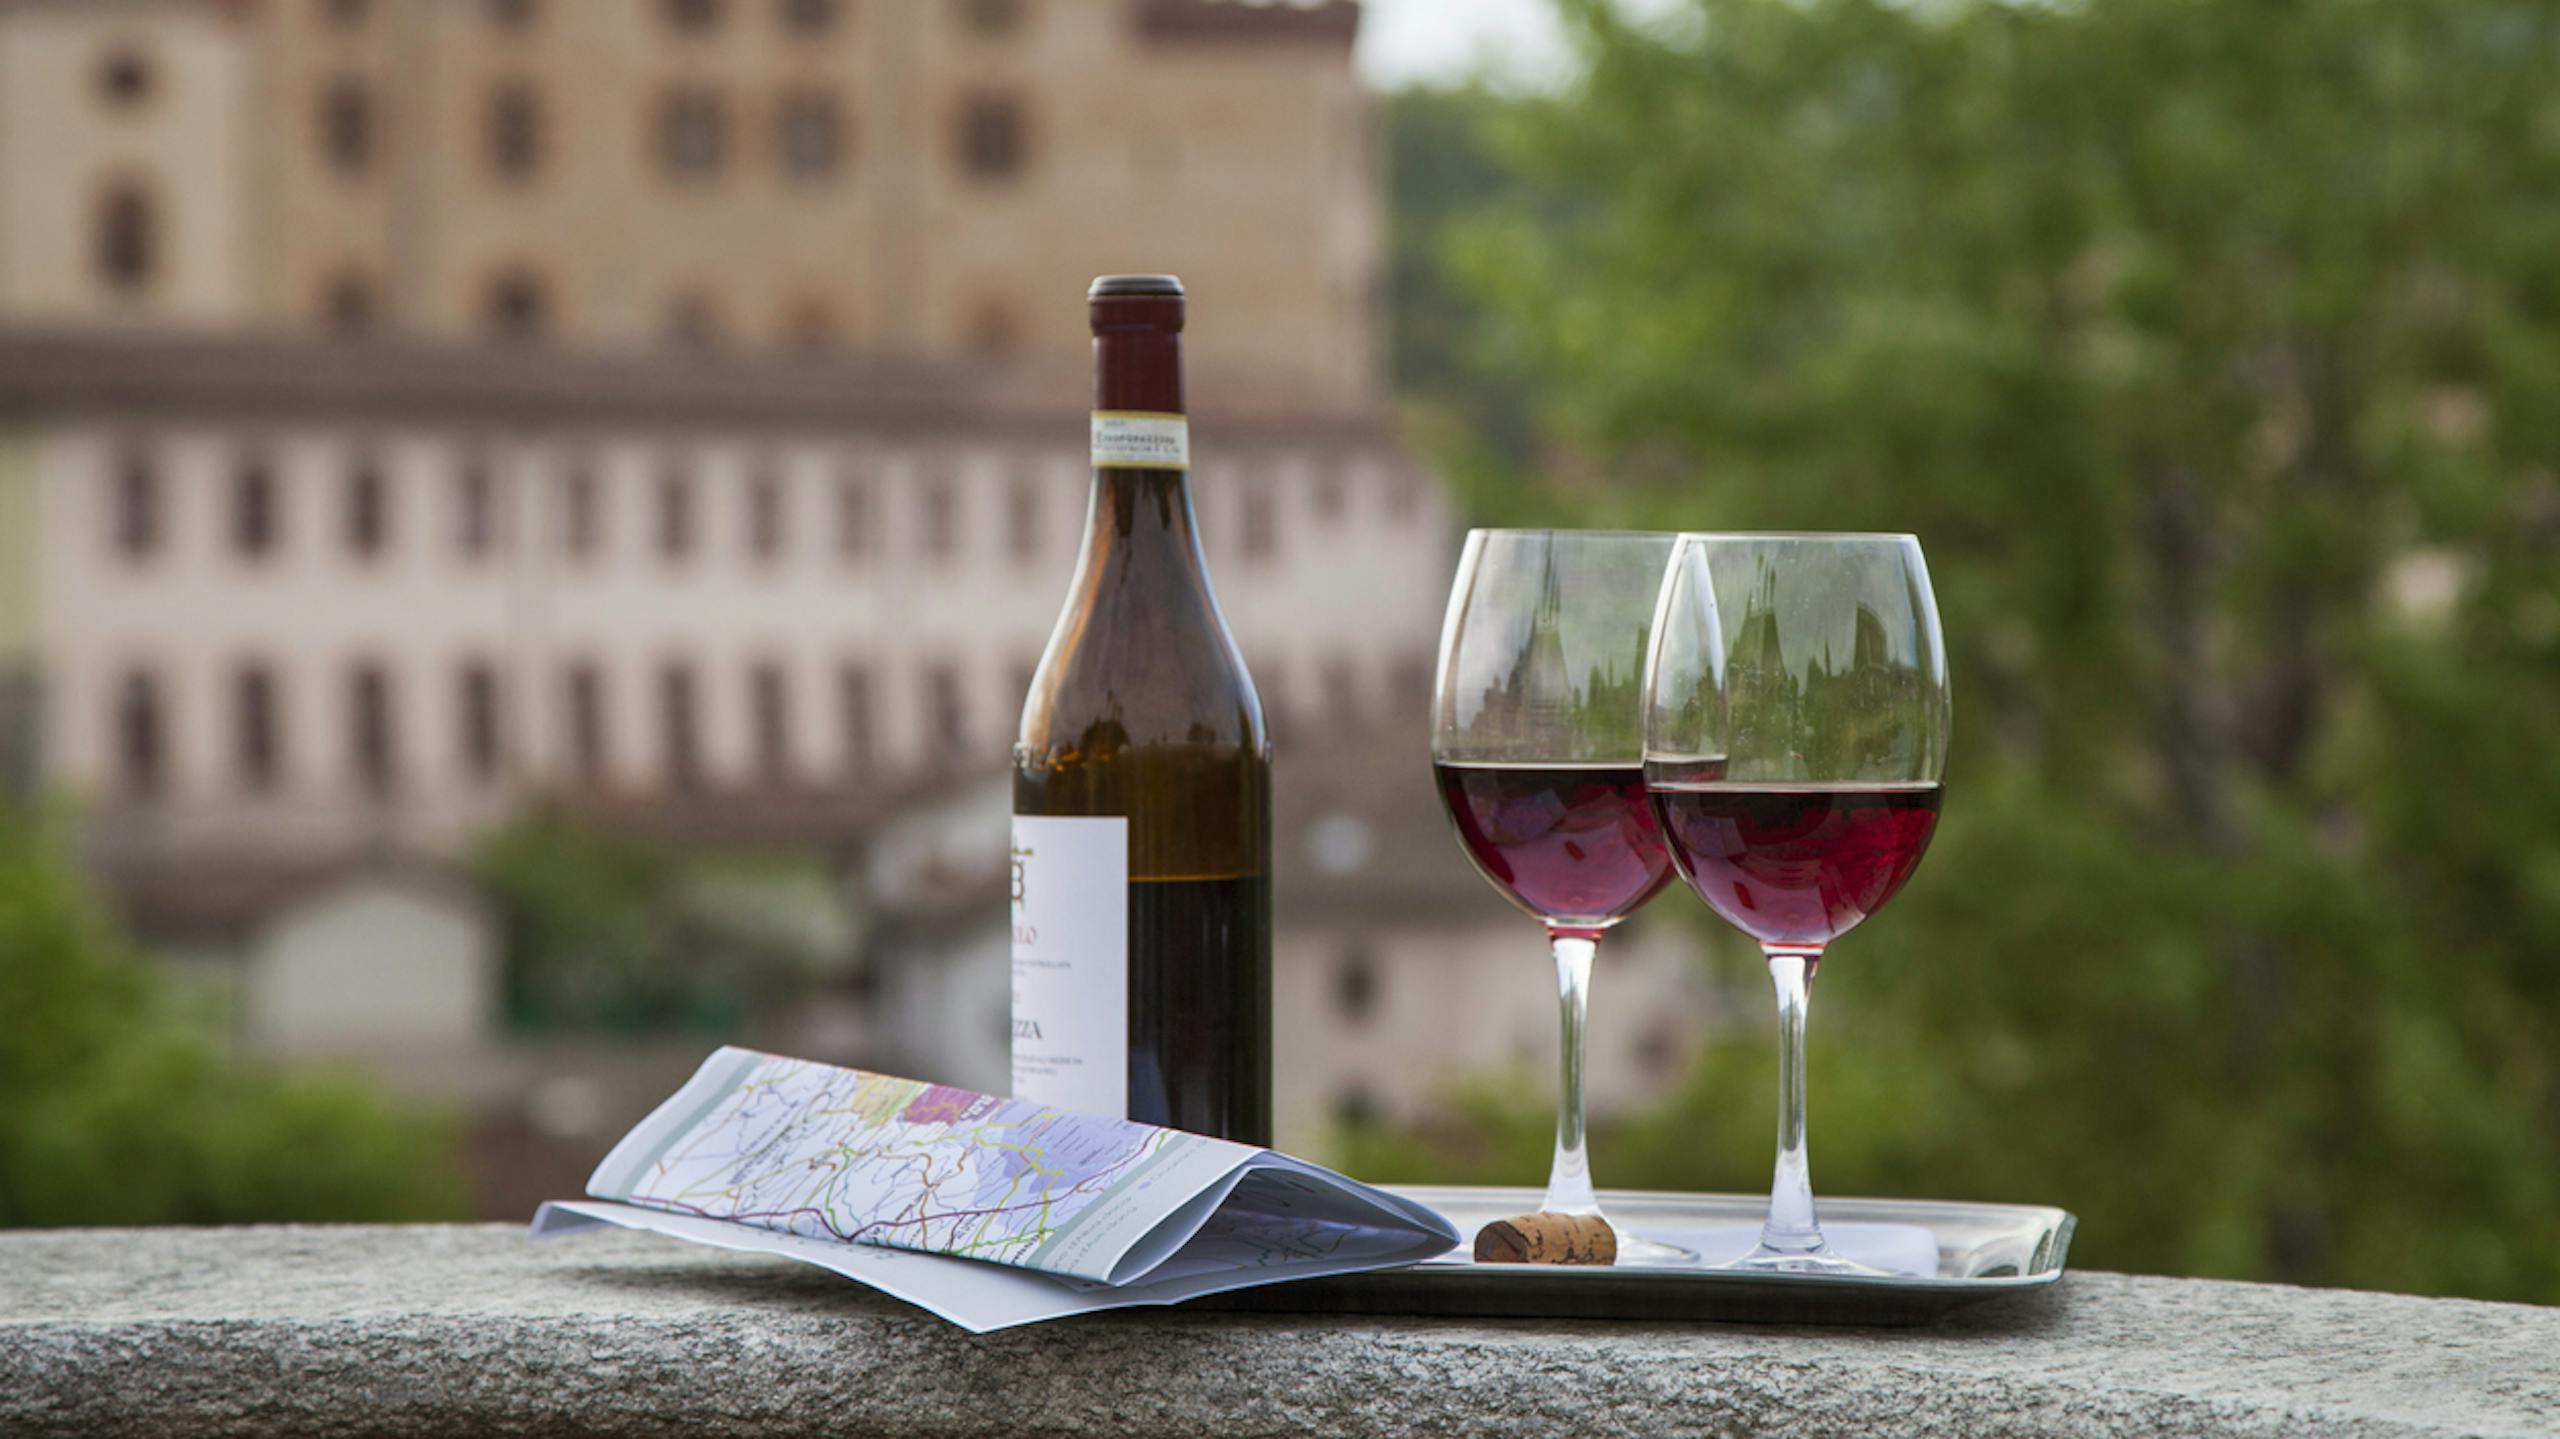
[1010,274,1273,1145]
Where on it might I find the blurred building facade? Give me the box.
[0,0,1375,412]
[0,0,1718,1186]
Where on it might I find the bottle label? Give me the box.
[1090,411,1190,470]
[1010,815,1128,1118]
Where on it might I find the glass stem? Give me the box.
[1760,946,1826,1255]
[1541,930,1600,1217]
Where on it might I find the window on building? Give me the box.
[323,272,375,335]
[350,662,397,797]
[655,462,694,561]
[455,455,498,557]
[488,81,542,181]
[665,291,722,350]
[837,663,873,780]
[485,269,548,340]
[925,664,966,766]
[782,0,838,33]
[836,470,871,560]
[459,661,503,784]
[962,0,1023,34]
[565,663,607,782]
[1333,1086,1380,1130]
[1312,463,1345,523]
[1335,942,1378,1022]
[345,455,387,558]
[659,662,700,790]
[117,670,165,800]
[487,0,537,27]
[320,79,372,177]
[658,90,726,176]
[1004,471,1040,561]
[233,454,279,560]
[747,464,785,563]
[96,182,156,294]
[958,94,1025,180]
[779,91,842,178]
[922,469,957,562]
[665,0,722,29]
[784,297,837,353]
[98,49,155,109]
[967,296,1019,358]
[560,461,601,559]
[750,662,790,786]
[111,447,161,560]
[235,664,280,793]
[1242,483,1277,563]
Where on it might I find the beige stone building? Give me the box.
[0,0,1375,413]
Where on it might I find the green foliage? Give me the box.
[473,812,855,1035]
[0,809,464,1226]
[1377,0,2560,1302]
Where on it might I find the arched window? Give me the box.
[779,91,843,178]
[459,661,504,784]
[750,662,791,785]
[659,662,701,790]
[485,269,547,339]
[488,81,542,181]
[320,78,373,177]
[350,662,398,796]
[235,663,282,793]
[958,94,1025,180]
[232,452,279,560]
[98,48,155,109]
[95,182,157,294]
[117,669,165,799]
[665,291,723,350]
[323,271,375,335]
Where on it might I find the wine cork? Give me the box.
[1472,1211,1618,1266]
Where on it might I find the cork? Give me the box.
[1472,1211,1619,1266]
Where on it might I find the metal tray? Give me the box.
[1200,1186,2074,1327]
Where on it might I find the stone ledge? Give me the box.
[3,1224,2554,1438]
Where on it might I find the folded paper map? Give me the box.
[530,1047,1459,1331]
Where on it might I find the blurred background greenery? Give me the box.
[1351,0,2560,1304]
[4,0,2554,1305]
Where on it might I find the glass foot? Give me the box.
[1721,1242,1888,1276]
[1610,1226,1698,1267]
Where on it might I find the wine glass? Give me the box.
[1642,533,1950,1273]
[1432,529,1691,1264]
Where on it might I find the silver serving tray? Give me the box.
[1200,1186,2074,1327]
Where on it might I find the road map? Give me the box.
[532,1047,1460,1329]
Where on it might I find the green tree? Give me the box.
[473,812,856,1035]
[1371,0,2560,1302]
[0,809,464,1226]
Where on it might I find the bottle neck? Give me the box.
[1092,325,1182,415]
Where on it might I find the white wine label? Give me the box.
[1090,411,1190,470]
[1010,815,1128,1119]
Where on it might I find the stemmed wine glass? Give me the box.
[1432,530,1690,1264]
[1641,533,1950,1273]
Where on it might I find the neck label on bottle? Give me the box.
[1010,815,1129,1119]
[1091,411,1190,471]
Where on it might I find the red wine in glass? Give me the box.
[1648,781,1942,950]
[1433,762,1675,935]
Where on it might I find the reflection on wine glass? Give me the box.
[1432,529,1691,1265]
[1642,532,1951,1273]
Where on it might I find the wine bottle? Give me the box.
[1010,275,1274,1145]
